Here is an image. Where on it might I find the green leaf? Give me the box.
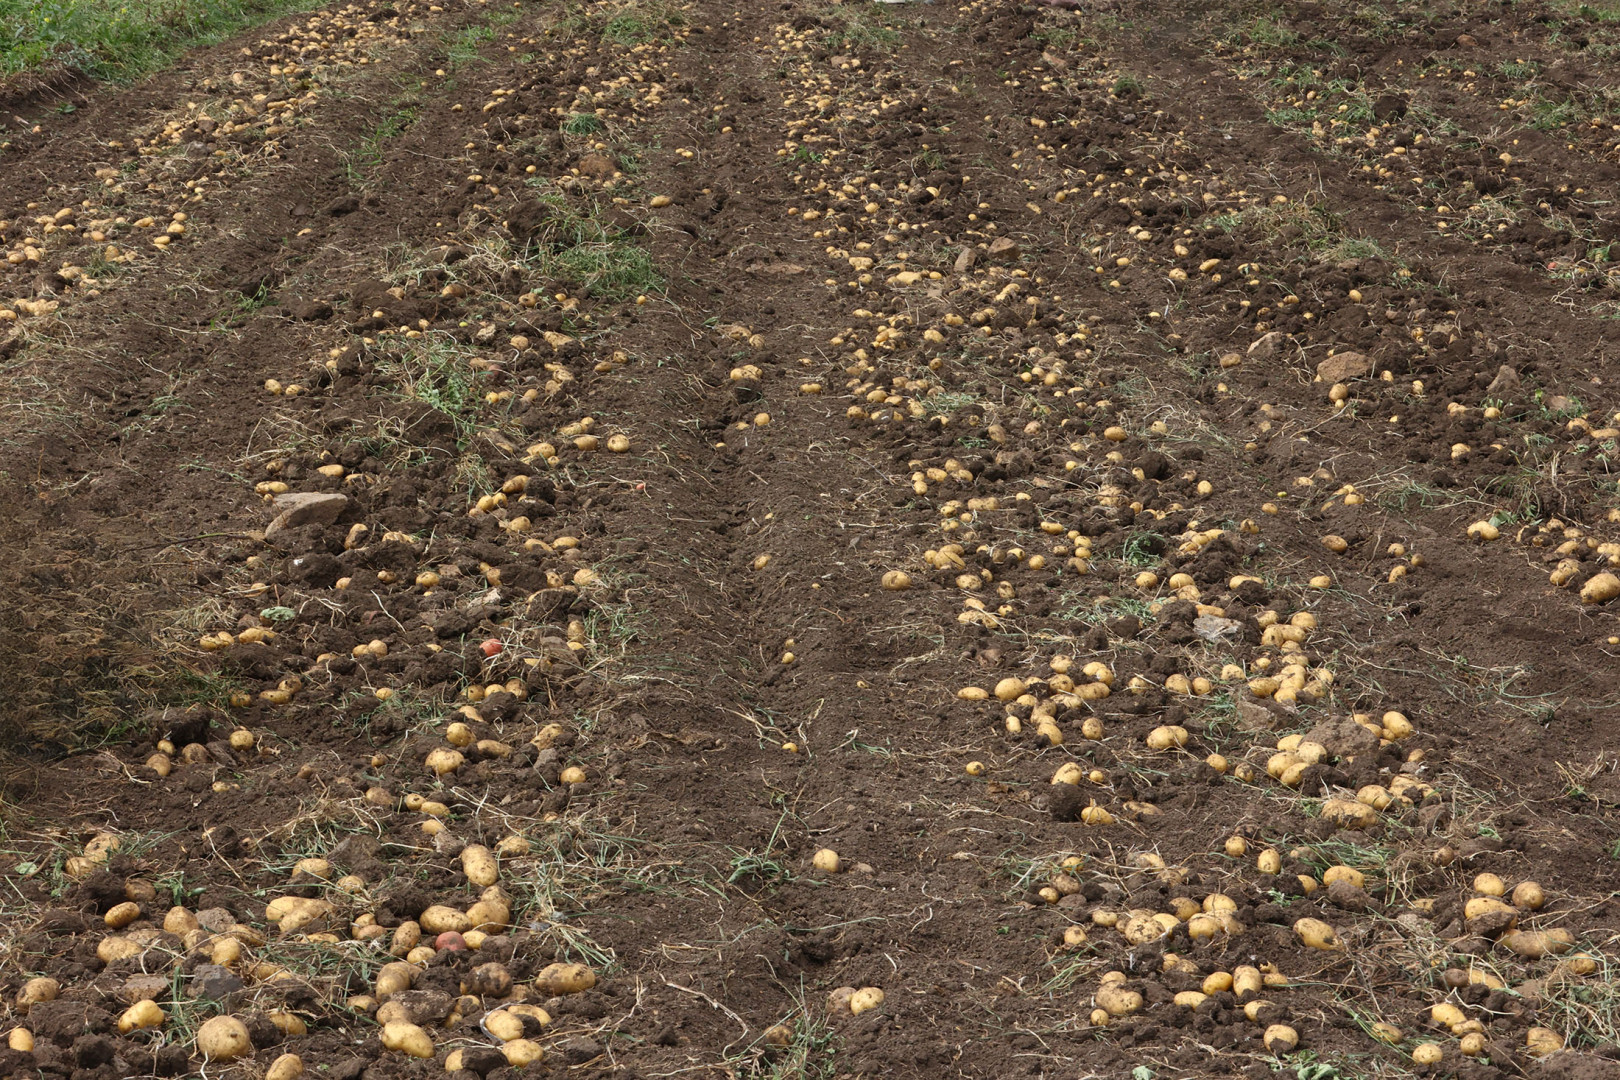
[260,606,296,622]
[1132,1068,1156,1080]
[12,861,37,876]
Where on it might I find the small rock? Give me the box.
[1235,697,1287,732]
[1315,351,1371,383]
[1246,330,1292,362]
[1326,879,1372,912]
[576,153,616,180]
[119,976,169,1004]
[264,492,349,539]
[1485,364,1520,399]
[1192,615,1243,643]
[187,964,245,1001]
[196,907,235,934]
[1455,32,1478,47]
[953,247,978,273]
[1301,715,1380,759]
[985,237,1020,263]
[557,1037,604,1066]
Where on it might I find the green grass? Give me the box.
[0,0,318,81]
[517,185,662,301]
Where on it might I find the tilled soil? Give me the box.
[1,0,1620,1077]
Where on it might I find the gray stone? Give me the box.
[265,492,349,538]
[187,964,244,1001]
[1316,350,1371,383]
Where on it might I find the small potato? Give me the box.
[1412,1042,1444,1065]
[7,1029,32,1052]
[534,961,596,997]
[484,1010,525,1041]
[994,677,1026,701]
[1511,880,1546,911]
[1369,1022,1403,1044]
[849,987,884,1015]
[18,977,57,1011]
[465,898,511,933]
[118,1000,164,1033]
[266,1053,304,1080]
[1293,917,1343,950]
[104,901,141,929]
[881,570,912,591]
[1144,725,1188,751]
[559,765,587,785]
[812,848,840,873]
[827,986,857,1013]
[380,1021,434,1057]
[461,844,499,887]
[1526,1027,1564,1056]
[419,905,471,935]
[446,722,474,747]
[197,1015,252,1061]
[504,1039,545,1066]
[1502,929,1574,959]
[375,961,417,1000]
[425,748,464,775]
[1321,798,1377,830]
[1473,872,1505,896]
[1581,572,1620,604]
[1263,1024,1298,1053]
[1095,984,1142,1016]
[267,1012,306,1036]
[1172,991,1206,1008]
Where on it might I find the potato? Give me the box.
[405,946,437,965]
[827,986,857,1013]
[266,1053,304,1080]
[465,899,510,933]
[1411,1042,1444,1065]
[1464,895,1517,930]
[7,1029,32,1052]
[97,937,142,963]
[1322,798,1377,830]
[1473,872,1505,896]
[503,1039,545,1066]
[1511,880,1546,911]
[1256,849,1281,874]
[1095,984,1142,1016]
[18,977,57,1013]
[1263,1024,1298,1053]
[419,905,471,935]
[812,848,840,873]
[1502,929,1574,959]
[1172,990,1206,1008]
[1232,966,1262,1000]
[559,765,587,785]
[197,1015,252,1061]
[1431,1002,1467,1030]
[266,1012,305,1036]
[102,901,140,930]
[1063,925,1088,948]
[1526,1027,1563,1056]
[1185,914,1219,941]
[1581,572,1620,603]
[1322,865,1364,889]
[381,1021,434,1057]
[994,677,1026,702]
[375,961,417,1000]
[849,987,884,1015]
[461,844,499,887]
[881,571,912,591]
[390,920,422,957]
[1293,917,1343,950]
[118,1000,164,1033]
[484,1010,525,1041]
[1145,725,1188,750]
[1369,1022,1403,1044]
[425,748,464,775]
[534,962,596,997]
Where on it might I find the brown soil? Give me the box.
[1,0,1620,1077]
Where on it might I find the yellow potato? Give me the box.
[1321,798,1377,830]
[1369,1022,1402,1044]
[483,1010,525,1041]
[425,748,464,775]
[1095,984,1142,1016]
[812,848,840,873]
[266,1053,304,1080]
[1263,1024,1298,1052]
[381,1021,434,1057]
[197,1016,252,1061]
[1502,929,1574,959]
[504,1039,545,1066]
[266,1012,305,1036]
[1145,725,1188,751]
[881,570,912,591]
[1431,1003,1466,1029]
[419,905,472,935]
[375,961,417,1000]
[1511,880,1546,911]
[534,962,596,996]
[97,937,142,963]
[1293,917,1343,950]
[17,977,56,1012]
[7,1029,32,1052]
[1473,872,1505,896]
[849,987,884,1014]
[461,844,499,887]
[1526,1027,1563,1056]
[1322,865,1364,889]
[118,1000,164,1033]
[104,901,141,930]
[1412,1042,1444,1065]
[466,898,511,933]
[1232,966,1262,1000]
